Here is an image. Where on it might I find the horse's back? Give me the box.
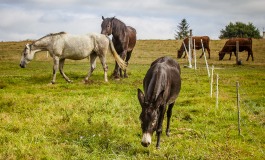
[60,33,108,59]
[144,57,181,104]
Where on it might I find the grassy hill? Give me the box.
[0,39,264,159]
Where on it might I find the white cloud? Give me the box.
[0,0,264,41]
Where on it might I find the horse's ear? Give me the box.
[102,16,105,20]
[137,89,145,107]
[26,43,30,49]
[111,16,115,21]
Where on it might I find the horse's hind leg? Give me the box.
[98,54,108,82]
[207,48,211,59]
[123,51,132,78]
[84,53,97,83]
[59,58,72,83]
[229,52,232,60]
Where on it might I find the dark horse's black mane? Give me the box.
[111,18,136,35]
[111,18,127,35]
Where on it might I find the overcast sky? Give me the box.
[0,0,264,41]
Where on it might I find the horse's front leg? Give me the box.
[113,62,120,79]
[59,58,72,83]
[84,53,97,83]
[199,50,204,58]
[166,102,174,136]
[51,56,59,84]
[156,105,167,149]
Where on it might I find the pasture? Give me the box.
[0,39,264,159]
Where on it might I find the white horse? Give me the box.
[20,32,127,84]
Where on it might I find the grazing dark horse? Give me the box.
[101,16,137,79]
[137,56,181,149]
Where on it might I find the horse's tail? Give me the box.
[107,37,127,70]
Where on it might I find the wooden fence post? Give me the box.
[236,41,241,65]
[201,39,210,77]
[236,81,241,136]
[183,42,188,59]
[188,29,192,68]
[216,74,219,110]
[194,39,197,70]
[210,65,214,97]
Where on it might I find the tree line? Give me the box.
[175,19,262,39]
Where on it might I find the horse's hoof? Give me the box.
[83,80,89,84]
[112,74,120,80]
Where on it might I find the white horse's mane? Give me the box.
[34,31,67,43]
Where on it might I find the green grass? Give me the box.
[0,39,264,159]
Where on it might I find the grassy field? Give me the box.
[0,39,264,159]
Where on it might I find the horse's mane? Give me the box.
[34,31,67,44]
[113,17,125,26]
[46,31,67,37]
[112,18,127,33]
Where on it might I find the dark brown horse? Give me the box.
[219,38,253,61]
[138,56,181,149]
[101,16,137,79]
[177,36,211,59]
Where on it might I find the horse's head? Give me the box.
[177,49,183,58]
[20,43,34,68]
[137,89,163,147]
[101,16,115,36]
[218,51,225,60]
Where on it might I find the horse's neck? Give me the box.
[33,37,52,51]
[112,21,126,39]
[180,43,185,52]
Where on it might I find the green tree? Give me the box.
[175,19,190,40]
[219,22,261,39]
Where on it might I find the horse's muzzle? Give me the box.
[20,63,25,68]
[141,133,151,147]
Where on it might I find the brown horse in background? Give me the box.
[177,36,211,59]
[101,16,137,79]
